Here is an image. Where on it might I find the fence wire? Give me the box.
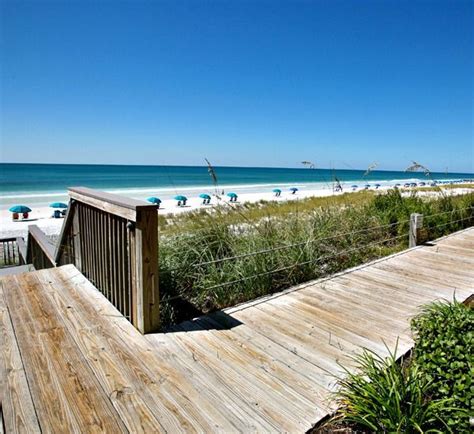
[160,208,473,304]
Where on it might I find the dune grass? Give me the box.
[158,190,474,327]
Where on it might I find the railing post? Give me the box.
[131,207,160,333]
[409,213,424,248]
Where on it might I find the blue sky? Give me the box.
[1,0,473,173]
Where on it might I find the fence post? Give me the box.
[131,206,160,334]
[409,213,424,248]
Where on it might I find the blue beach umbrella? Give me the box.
[272,188,281,193]
[365,184,371,189]
[290,187,298,192]
[227,192,238,198]
[174,195,187,201]
[375,183,381,188]
[9,205,32,213]
[146,197,161,204]
[49,202,68,209]
[351,185,358,189]
[199,194,211,200]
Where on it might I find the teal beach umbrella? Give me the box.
[174,195,187,201]
[9,205,31,213]
[199,194,211,200]
[272,189,281,193]
[49,202,68,209]
[146,197,161,204]
[227,192,238,198]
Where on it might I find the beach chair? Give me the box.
[53,210,61,218]
[12,212,19,221]
[22,212,29,220]
[177,200,181,207]
[61,209,67,216]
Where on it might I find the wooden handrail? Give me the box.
[26,225,56,269]
[16,237,27,265]
[54,187,160,333]
[68,187,157,221]
[0,237,25,268]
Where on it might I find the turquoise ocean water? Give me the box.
[1,163,473,209]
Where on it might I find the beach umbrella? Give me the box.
[49,202,68,209]
[374,183,381,188]
[146,197,161,204]
[351,185,358,189]
[272,188,281,193]
[365,184,371,188]
[290,187,298,192]
[199,194,211,200]
[174,195,187,201]
[227,192,238,198]
[9,205,31,213]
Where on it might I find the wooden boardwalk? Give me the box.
[1,228,473,433]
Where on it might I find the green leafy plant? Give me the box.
[411,300,474,432]
[328,344,455,433]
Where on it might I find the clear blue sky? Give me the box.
[1,0,473,173]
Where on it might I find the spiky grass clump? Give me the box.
[329,346,456,433]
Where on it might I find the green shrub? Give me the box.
[411,300,474,432]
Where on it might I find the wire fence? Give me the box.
[159,207,473,306]
[164,218,411,272]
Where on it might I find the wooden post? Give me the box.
[409,213,423,248]
[131,207,160,333]
[72,204,82,270]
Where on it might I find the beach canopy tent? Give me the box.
[272,189,281,193]
[9,205,31,213]
[146,197,162,204]
[49,202,68,209]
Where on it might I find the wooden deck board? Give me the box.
[1,227,473,433]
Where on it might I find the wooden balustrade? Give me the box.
[26,226,56,269]
[0,237,27,268]
[54,187,160,333]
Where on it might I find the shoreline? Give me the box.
[1,183,473,240]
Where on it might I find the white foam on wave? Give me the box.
[0,177,467,208]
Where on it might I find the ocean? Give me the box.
[1,163,472,209]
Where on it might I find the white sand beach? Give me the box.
[1,184,472,240]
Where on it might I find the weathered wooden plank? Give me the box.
[50,265,243,432]
[0,281,41,434]
[3,273,127,433]
[69,187,157,222]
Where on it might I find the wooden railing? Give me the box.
[53,187,160,333]
[0,237,27,268]
[26,225,57,269]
